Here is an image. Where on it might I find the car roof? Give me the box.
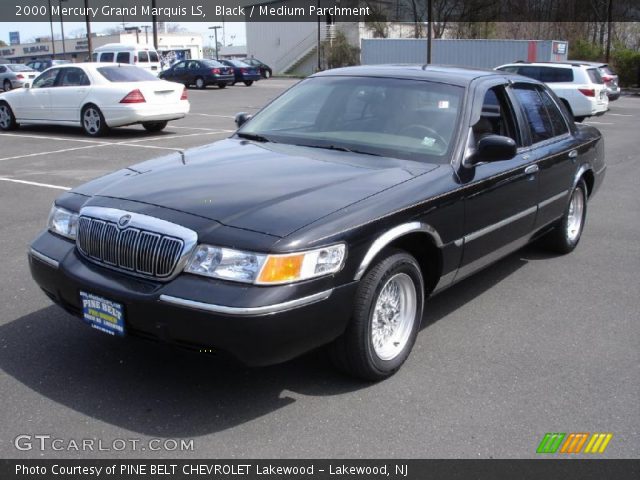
[312,64,501,86]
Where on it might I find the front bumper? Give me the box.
[28,231,356,366]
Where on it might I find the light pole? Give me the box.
[125,26,141,43]
[426,0,432,64]
[208,26,222,60]
[47,0,56,57]
[141,25,151,44]
[58,0,68,58]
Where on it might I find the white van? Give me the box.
[92,44,161,75]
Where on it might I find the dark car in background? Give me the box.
[159,59,234,89]
[28,65,605,380]
[219,59,261,86]
[26,59,71,72]
[242,58,273,79]
[0,64,37,91]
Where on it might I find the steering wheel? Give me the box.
[400,124,448,148]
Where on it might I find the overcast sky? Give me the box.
[0,22,247,46]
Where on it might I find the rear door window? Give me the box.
[512,84,555,144]
[515,66,542,81]
[149,51,159,62]
[116,52,131,63]
[138,51,149,63]
[59,67,90,87]
[587,68,604,84]
[540,67,573,83]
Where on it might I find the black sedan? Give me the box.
[159,59,234,89]
[28,65,605,380]
[242,58,273,79]
[219,59,261,86]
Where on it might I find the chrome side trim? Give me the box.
[158,289,333,316]
[539,190,569,209]
[29,248,59,269]
[464,206,537,243]
[354,222,443,281]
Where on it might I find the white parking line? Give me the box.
[0,177,71,190]
[169,125,222,131]
[607,113,633,117]
[0,144,110,162]
[0,132,106,144]
[585,121,615,125]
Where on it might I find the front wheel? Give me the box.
[543,179,588,254]
[0,101,18,130]
[263,70,271,79]
[142,121,168,132]
[329,249,424,381]
[243,80,254,86]
[81,105,108,137]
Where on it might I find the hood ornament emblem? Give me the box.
[118,214,132,228]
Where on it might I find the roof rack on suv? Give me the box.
[510,61,593,68]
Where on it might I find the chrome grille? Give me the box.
[77,216,185,279]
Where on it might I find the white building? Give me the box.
[0,32,204,64]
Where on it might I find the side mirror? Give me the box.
[470,135,517,165]
[23,83,30,89]
[235,112,252,127]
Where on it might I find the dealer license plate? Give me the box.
[80,291,125,336]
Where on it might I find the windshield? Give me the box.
[238,76,463,162]
[97,65,159,82]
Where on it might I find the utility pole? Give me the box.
[316,0,321,71]
[58,0,68,58]
[209,26,222,60]
[605,0,613,62]
[427,0,433,64]
[84,0,92,60]
[152,0,158,49]
[47,0,56,57]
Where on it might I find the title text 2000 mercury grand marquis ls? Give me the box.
[29,65,605,380]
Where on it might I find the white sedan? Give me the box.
[0,63,189,136]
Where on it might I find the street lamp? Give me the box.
[85,0,93,60]
[208,26,222,60]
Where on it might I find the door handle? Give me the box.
[524,164,539,175]
[568,150,578,159]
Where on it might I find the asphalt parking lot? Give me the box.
[0,80,638,459]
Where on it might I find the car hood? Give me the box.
[73,139,438,237]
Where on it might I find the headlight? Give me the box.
[47,204,78,240]
[185,244,346,285]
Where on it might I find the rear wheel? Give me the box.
[329,249,424,381]
[543,179,588,254]
[142,121,168,132]
[3,80,11,92]
[0,101,18,130]
[244,80,254,87]
[81,105,108,137]
[217,83,227,89]
[195,77,205,89]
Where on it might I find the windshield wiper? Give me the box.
[236,132,275,143]
[297,144,382,157]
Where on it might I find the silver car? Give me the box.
[571,60,620,101]
[0,64,38,92]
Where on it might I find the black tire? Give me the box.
[543,179,588,254]
[244,80,254,87]
[328,249,424,381]
[142,121,168,133]
[195,77,206,89]
[217,83,227,89]
[3,79,11,92]
[0,101,18,130]
[81,104,109,137]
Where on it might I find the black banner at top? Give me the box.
[4,0,640,22]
